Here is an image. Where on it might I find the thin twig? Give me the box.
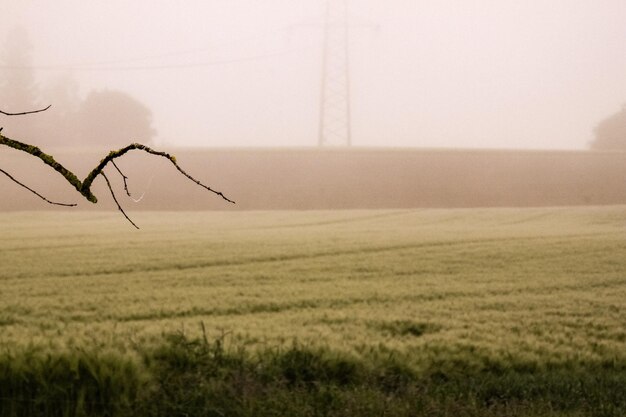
[172,161,236,204]
[0,168,77,207]
[111,160,131,197]
[101,171,139,229]
[0,105,51,116]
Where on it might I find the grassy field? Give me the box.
[1,207,625,416]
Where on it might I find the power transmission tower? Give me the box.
[318,0,352,147]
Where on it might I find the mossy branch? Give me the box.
[80,142,236,205]
[0,132,235,227]
[0,133,234,205]
[0,134,88,198]
[2,103,234,227]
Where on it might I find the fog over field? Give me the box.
[2,0,626,150]
[2,4,626,416]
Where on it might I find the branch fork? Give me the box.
[1,106,234,228]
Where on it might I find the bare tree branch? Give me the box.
[0,105,76,207]
[0,134,235,205]
[101,171,139,229]
[81,143,236,204]
[0,105,51,116]
[0,134,87,198]
[1,104,234,227]
[0,168,77,207]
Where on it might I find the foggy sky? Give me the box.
[2,0,626,150]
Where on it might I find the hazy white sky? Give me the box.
[2,0,626,149]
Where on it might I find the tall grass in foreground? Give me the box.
[1,331,625,417]
[1,208,625,416]
[0,348,141,417]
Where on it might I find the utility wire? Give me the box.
[0,15,324,72]
[0,46,316,72]
[48,27,293,68]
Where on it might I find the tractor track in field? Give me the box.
[9,274,626,325]
[2,231,622,281]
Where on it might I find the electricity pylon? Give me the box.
[318,0,352,147]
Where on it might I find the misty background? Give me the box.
[2,0,626,150]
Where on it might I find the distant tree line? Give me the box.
[590,105,626,151]
[0,27,155,149]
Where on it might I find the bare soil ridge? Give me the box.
[1,147,624,210]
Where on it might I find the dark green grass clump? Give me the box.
[0,348,141,417]
[1,333,626,417]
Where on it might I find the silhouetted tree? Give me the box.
[25,74,83,148]
[0,27,41,141]
[1,28,154,149]
[590,105,626,151]
[77,90,156,148]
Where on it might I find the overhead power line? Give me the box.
[0,45,318,72]
[0,15,325,72]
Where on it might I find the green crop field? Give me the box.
[1,207,625,417]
